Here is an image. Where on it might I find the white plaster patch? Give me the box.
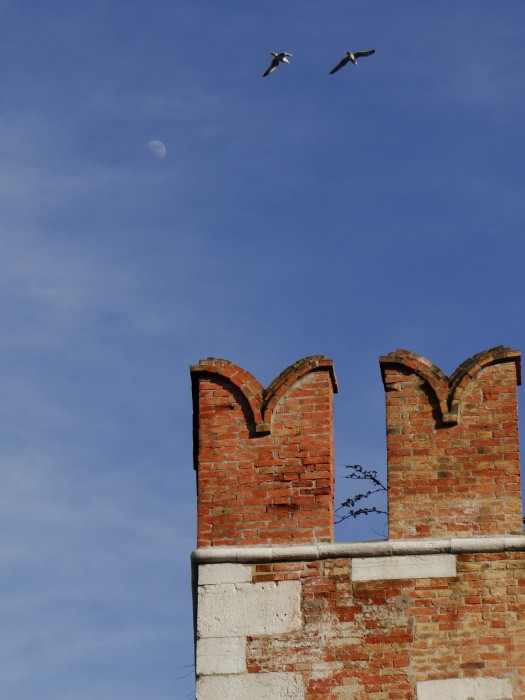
[197,580,302,638]
[197,672,305,699]
[197,636,246,675]
[199,563,252,585]
[352,554,456,582]
[416,677,513,700]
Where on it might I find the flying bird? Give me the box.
[263,52,292,77]
[329,49,376,74]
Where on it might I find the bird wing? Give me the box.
[263,59,278,77]
[352,49,376,59]
[329,56,349,74]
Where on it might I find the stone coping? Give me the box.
[192,535,525,565]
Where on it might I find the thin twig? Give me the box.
[335,464,387,524]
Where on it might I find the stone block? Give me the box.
[352,554,456,582]
[197,580,302,638]
[197,672,305,699]
[196,636,246,675]
[416,677,513,700]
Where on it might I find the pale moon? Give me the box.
[147,140,166,158]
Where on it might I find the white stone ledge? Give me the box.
[192,535,525,565]
[417,677,513,700]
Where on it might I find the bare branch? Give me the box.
[335,464,387,524]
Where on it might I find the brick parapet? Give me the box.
[380,347,523,539]
[191,356,338,547]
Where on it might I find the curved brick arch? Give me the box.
[191,356,338,435]
[262,356,338,428]
[448,346,521,418]
[380,347,521,425]
[190,358,265,426]
[379,349,452,423]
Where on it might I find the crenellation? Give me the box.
[191,347,525,699]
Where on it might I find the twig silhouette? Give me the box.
[335,464,387,524]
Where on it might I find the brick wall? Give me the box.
[246,552,525,698]
[191,348,525,700]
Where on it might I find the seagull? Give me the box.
[262,52,292,77]
[329,49,376,74]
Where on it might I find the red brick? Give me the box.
[380,348,523,538]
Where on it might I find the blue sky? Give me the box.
[0,1,524,698]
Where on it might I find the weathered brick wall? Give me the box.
[191,356,337,546]
[191,348,525,700]
[249,551,525,698]
[195,546,525,699]
[380,347,522,538]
